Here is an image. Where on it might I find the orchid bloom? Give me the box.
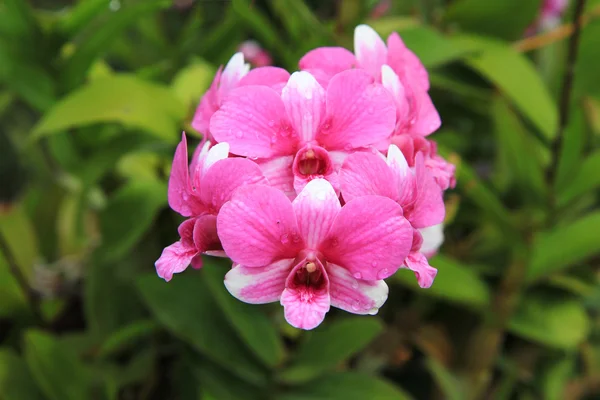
[155,133,266,281]
[210,69,396,198]
[217,179,413,329]
[192,52,290,142]
[239,40,272,67]
[340,145,444,288]
[419,224,445,259]
[299,24,439,137]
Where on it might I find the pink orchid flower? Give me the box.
[217,179,413,330]
[391,132,456,190]
[340,145,444,288]
[238,40,272,67]
[155,133,266,281]
[192,52,290,142]
[210,69,396,199]
[299,24,440,137]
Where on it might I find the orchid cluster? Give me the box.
[155,25,455,330]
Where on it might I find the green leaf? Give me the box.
[509,293,590,349]
[445,0,542,40]
[558,151,600,206]
[574,21,600,97]
[280,317,383,383]
[527,212,600,281]
[62,0,172,88]
[97,319,160,358]
[394,255,490,310]
[540,355,575,400]
[31,75,184,143]
[0,205,39,282]
[97,179,167,262]
[453,35,557,140]
[193,358,264,400]
[136,273,268,385]
[0,252,27,317]
[24,330,92,400]
[170,60,215,114]
[395,26,474,68]
[280,372,412,400]
[365,17,420,39]
[0,349,45,400]
[203,263,285,367]
[492,97,546,201]
[426,358,465,400]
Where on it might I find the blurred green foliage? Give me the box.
[1,0,600,399]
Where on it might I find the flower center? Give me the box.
[293,145,332,178]
[293,261,324,288]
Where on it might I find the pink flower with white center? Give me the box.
[238,40,272,67]
[155,133,266,281]
[192,52,290,142]
[299,24,440,137]
[391,132,456,191]
[340,145,444,288]
[217,179,413,330]
[210,69,396,198]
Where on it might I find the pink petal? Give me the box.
[217,184,304,267]
[218,52,249,102]
[381,65,409,123]
[419,224,444,258]
[155,240,197,282]
[327,263,388,315]
[210,86,299,158]
[193,214,222,253]
[408,153,445,228]
[292,179,341,249]
[258,156,295,200]
[191,142,230,189]
[339,151,398,203]
[386,144,414,206]
[298,47,356,87]
[238,67,290,93]
[200,158,266,211]
[224,259,293,304]
[168,133,204,217]
[408,87,441,136]
[317,70,396,151]
[281,260,330,330]
[191,68,221,137]
[321,195,412,281]
[282,72,326,143]
[354,24,388,80]
[189,140,210,184]
[386,32,429,91]
[404,251,437,288]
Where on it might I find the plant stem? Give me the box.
[0,231,43,323]
[548,0,587,223]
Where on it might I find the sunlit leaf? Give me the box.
[171,60,215,114]
[558,151,600,206]
[445,0,542,40]
[32,75,184,143]
[395,255,490,310]
[280,317,383,383]
[509,293,590,349]
[453,35,557,140]
[527,212,600,281]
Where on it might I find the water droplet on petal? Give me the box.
[268,120,275,127]
[351,301,361,311]
[270,135,278,144]
[353,272,362,280]
[386,225,394,233]
[371,261,378,267]
[330,238,338,247]
[235,131,244,138]
[344,144,353,151]
[377,268,389,279]
[280,233,290,244]
[351,280,359,289]
[368,307,379,315]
